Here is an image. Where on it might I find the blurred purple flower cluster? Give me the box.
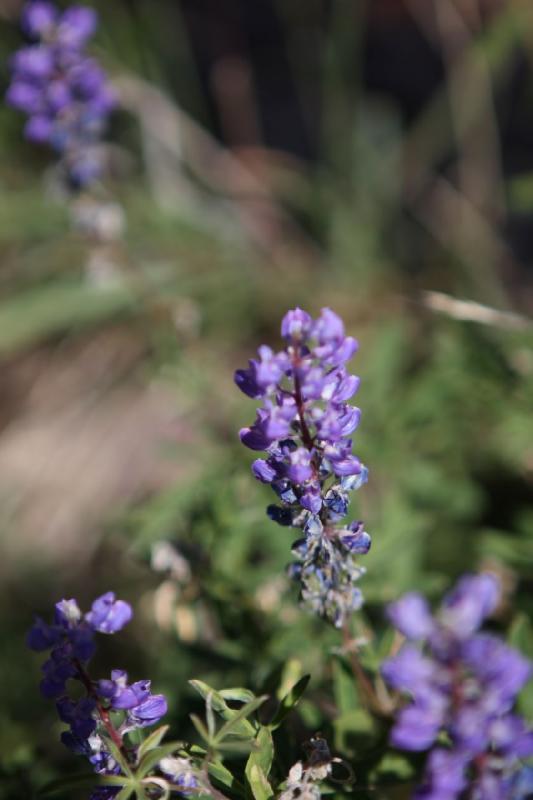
[28,592,167,799]
[235,307,370,627]
[382,574,533,800]
[6,1,115,189]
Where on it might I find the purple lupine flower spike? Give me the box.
[28,593,167,798]
[6,1,115,190]
[382,573,533,799]
[236,307,370,627]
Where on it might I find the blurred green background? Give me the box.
[0,1,533,797]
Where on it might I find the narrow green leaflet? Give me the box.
[190,714,211,744]
[137,725,170,760]
[104,738,134,779]
[189,680,256,737]
[269,675,310,730]
[208,759,246,796]
[214,695,268,743]
[220,688,257,703]
[245,764,274,800]
[245,727,274,800]
[137,741,187,779]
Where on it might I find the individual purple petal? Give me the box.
[281,307,312,341]
[489,714,533,758]
[286,448,313,483]
[381,645,435,693]
[413,749,468,800]
[55,598,82,627]
[339,521,371,553]
[85,592,132,634]
[126,693,167,727]
[387,593,434,640]
[58,6,98,47]
[24,114,53,142]
[330,455,361,477]
[21,1,58,37]
[390,704,442,751]
[27,617,60,651]
[300,486,322,514]
[234,363,262,398]
[313,308,345,343]
[252,459,277,483]
[462,635,532,716]
[451,704,490,753]
[11,46,54,79]
[440,573,500,638]
[240,424,273,451]
[6,81,42,113]
[332,372,360,403]
[68,625,96,661]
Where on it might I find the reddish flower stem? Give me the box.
[74,658,125,753]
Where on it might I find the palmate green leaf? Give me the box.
[137,725,170,760]
[189,680,256,738]
[268,675,310,730]
[245,727,274,800]
[214,696,268,743]
[137,740,187,779]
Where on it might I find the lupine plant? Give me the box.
[6,1,115,190]
[235,307,370,628]
[382,573,533,799]
[27,592,331,800]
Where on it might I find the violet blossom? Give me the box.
[28,592,167,799]
[235,307,371,627]
[6,1,115,189]
[381,573,533,799]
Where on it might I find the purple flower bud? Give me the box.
[235,364,263,398]
[339,521,371,553]
[126,693,168,727]
[11,46,54,79]
[6,81,42,113]
[281,307,312,341]
[27,617,60,651]
[24,114,53,143]
[387,593,434,640]
[252,459,277,483]
[55,598,83,627]
[313,308,345,343]
[300,486,322,514]
[440,573,500,638]
[85,592,132,634]
[21,2,58,37]
[391,704,443,751]
[413,749,468,800]
[286,448,313,483]
[58,6,98,47]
